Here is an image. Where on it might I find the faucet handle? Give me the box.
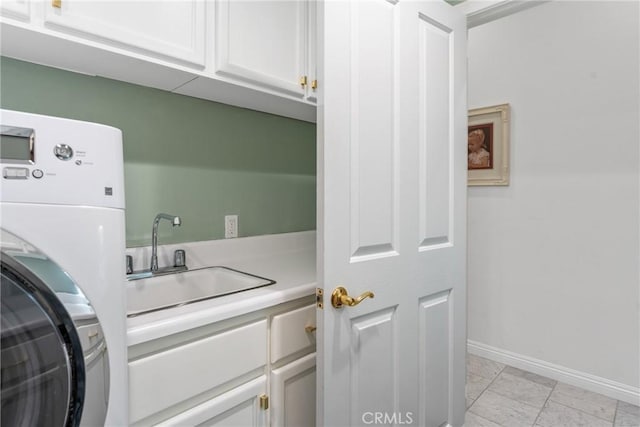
[126,255,133,275]
[174,249,186,268]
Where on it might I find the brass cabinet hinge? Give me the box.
[259,394,269,410]
[311,79,318,90]
[299,75,308,87]
[316,288,324,309]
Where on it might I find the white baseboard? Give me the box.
[467,340,640,406]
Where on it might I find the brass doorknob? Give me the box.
[331,286,374,309]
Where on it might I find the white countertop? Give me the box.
[126,231,316,346]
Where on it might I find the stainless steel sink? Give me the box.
[126,266,275,317]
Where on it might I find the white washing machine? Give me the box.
[0,109,127,426]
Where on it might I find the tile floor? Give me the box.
[465,354,640,427]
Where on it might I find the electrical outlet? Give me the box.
[225,215,238,238]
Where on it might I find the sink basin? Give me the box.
[126,266,275,317]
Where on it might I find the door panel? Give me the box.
[418,14,455,249]
[318,1,467,426]
[419,290,451,426]
[349,307,398,425]
[348,0,399,261]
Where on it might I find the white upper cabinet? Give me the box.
[1,0,30,21]
[214,0,315,100]
[43,0,206,67]
[0,0,317,121]
[305,0,317,103]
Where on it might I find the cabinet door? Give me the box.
[305,0,317,103]
[215,0,306,98]
[271,353,316,427]
[1,0,30,21]
[156,376,267,427]
[43,0,205,67]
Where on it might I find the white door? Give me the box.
[317,1,467,426]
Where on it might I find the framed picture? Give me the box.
[468,103,510,186]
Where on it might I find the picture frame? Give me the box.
[468,103,510,186]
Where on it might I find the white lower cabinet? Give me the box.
[128,296,316,426]
[157,376,267,427]
[270,353,316,427]
[129,318,268,425]
[269,303,317,427]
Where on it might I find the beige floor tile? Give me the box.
[549,382,617,422]
[536,401,612,427]
[617,401,640,416]
[488,372,553,409]
[464,411,502,427]
[467,373,492,403]
[468,354,505,381]
[469,390,539,427]
[615,401,640,427]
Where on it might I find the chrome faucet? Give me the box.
[150,213,181,272]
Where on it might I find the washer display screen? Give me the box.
[0,126,35,164]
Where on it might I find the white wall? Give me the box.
[467,0,639,396]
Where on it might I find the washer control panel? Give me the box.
[0,109,124,209]
[1,127,80,180]
[53,143,74,161]
[2,167,29,180]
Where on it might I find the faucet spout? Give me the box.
[151,213,181,272]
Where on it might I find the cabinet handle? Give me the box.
[305,325,317,333]
[52,0,61,8]
[311,79,318,91]
[300,76,308,88]
[259,394,269,410]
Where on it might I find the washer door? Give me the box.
[1,230,109,427]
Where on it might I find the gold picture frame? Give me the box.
[468,103,510,186]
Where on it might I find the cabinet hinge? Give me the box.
[259,394,269,410]
[311,79,318,90]
[316,288,324,309]
[299,75,308,87]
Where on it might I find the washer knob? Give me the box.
[54,144,74,160]
[32,169,44,179]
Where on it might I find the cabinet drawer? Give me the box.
[156,376,267,427]
[271,304,315,363]
[129,319,267,424]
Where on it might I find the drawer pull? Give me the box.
[305,325,317,333]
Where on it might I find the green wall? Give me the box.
[0,57,316,247]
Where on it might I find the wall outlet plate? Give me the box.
[225,215,238,238]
